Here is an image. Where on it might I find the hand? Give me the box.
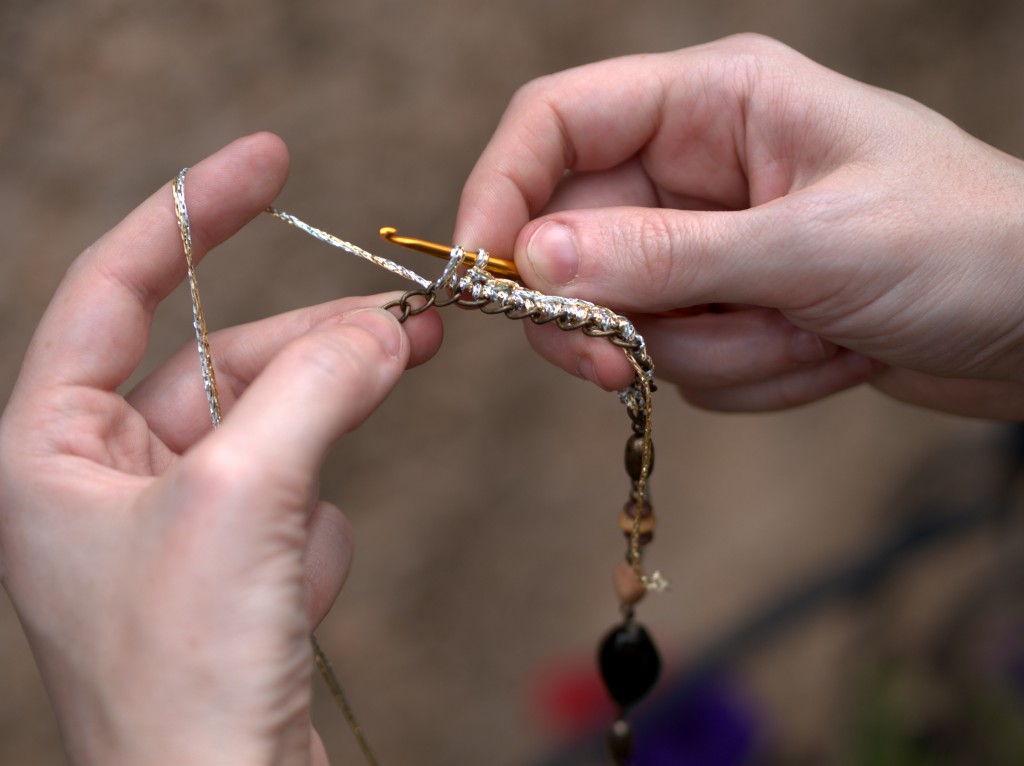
[455,34,1024,416]
[0,133,442,765]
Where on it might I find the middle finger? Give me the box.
[126,292,443,453]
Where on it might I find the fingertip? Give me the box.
[304,501,353,626]
[175,133,292,258]
[244,130,290,163]
[237,131,291,193]
[219,131,289,175]
[454,175,527,256]
[33,133,296,393]
[523,220,580,289]
[523,321,635,391]
[317,292,443,370]
[512,208,689,313]
[342,308,405,361]
[402,305,445,369]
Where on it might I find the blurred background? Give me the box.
[3,0,1024,763]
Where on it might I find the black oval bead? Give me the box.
[598,621,661,709]
[624,435,655,482]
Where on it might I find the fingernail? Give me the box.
[345,308,403,359]
[527,221,579,287]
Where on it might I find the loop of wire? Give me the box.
[264,204,664,589]
[174,171,382,766]
[174,168,221,428]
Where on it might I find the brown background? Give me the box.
[2,1,1023,764]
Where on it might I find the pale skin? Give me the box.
[0,133,443,765]
[455,33,1024,417]
[3,32,1024,765]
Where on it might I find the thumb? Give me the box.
[207,307,410,488]
[514,202,823,313]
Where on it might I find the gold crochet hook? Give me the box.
[379,227,521,281]
[379,226,707,318]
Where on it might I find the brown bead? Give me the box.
[614,560,647,606]
[624,434,654,482]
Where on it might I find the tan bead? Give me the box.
[614,560,647,606]
[618,511,656,536]
[618,503,656,536]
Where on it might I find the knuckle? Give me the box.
[614,211,666,276]
[173,441,247,505]
[612,210,702,302]
[508,71,561,110]
[719,32,792,56]
[700,33,806,94]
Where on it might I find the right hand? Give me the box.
[455,34,1024,416]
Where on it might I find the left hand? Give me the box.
[0,133,442,765]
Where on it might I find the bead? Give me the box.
[607,718,633,765]
[614,560,647,606]
[619,500,656,543]
[622,499,653,519]
[618,510,656,536]
[598,620,661,709]
[624,435,654,482]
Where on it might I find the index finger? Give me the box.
[18,132,290,394]
[452,39,761,256]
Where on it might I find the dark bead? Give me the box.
[624,435,654,482]
[598,621,661,709]
[622,500,653,519]
[607,718,633,765]
[622,531,655,547]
